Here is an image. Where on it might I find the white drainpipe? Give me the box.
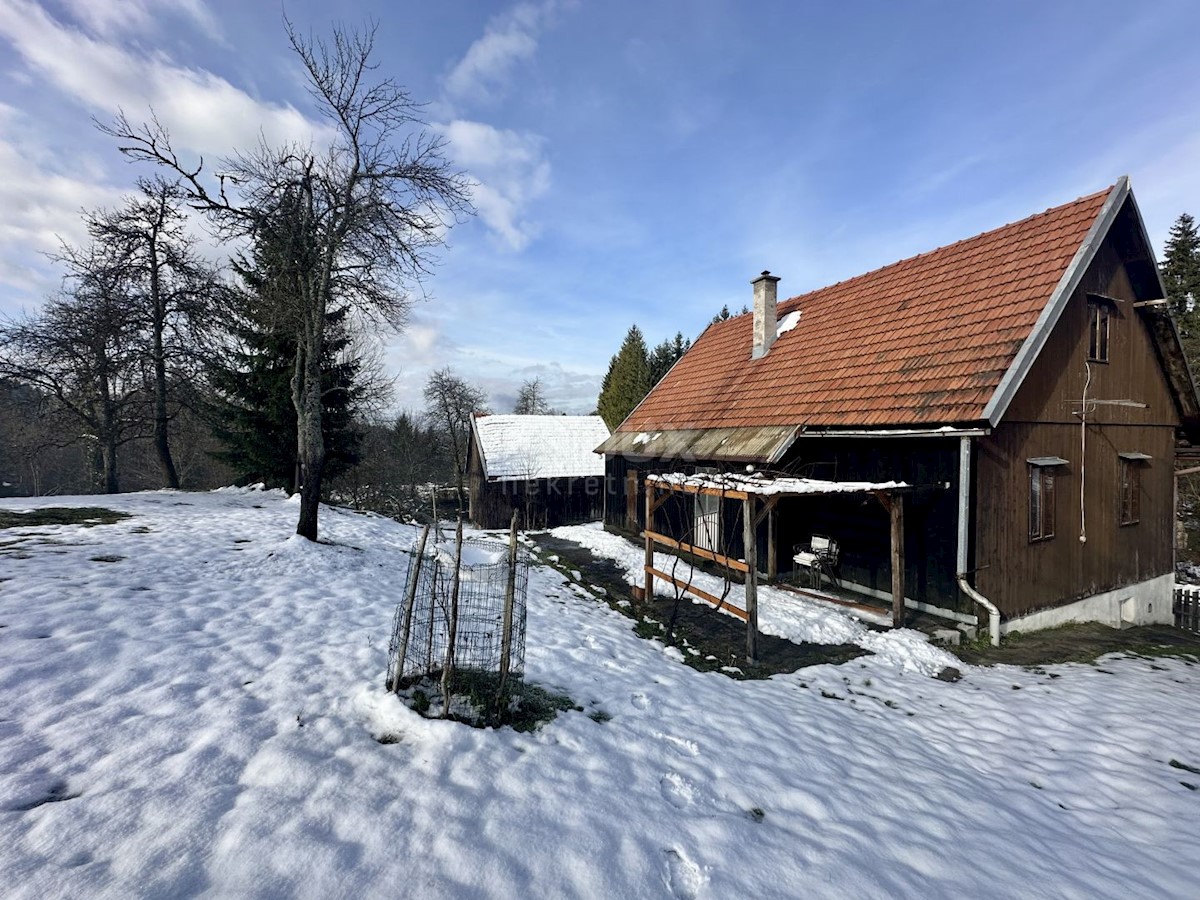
[957,436,1001,646]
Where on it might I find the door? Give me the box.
[694,471,721,551]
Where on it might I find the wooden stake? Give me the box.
[743,496,759,664]
[497,510,519,706]
[441,518,464,718]
[391,524,430,692]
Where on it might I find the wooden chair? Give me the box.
[793,535,840,590]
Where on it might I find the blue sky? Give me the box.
[1,0,1199,414]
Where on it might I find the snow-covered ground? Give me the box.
[2,489,1199,899]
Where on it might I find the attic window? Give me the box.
[1087,299,1110,362]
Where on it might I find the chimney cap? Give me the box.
[752,270,780,284]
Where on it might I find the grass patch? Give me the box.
[89,554,125,563]
[954,622,1200,667]
[1170,759,1200,775]
[0,507,131,529]
[393,670,578,732]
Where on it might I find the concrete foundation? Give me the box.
[1001,572,1174,635]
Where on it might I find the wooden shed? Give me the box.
[468,415,609,530]
[599,178,1200,642]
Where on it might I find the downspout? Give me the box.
[956,436,1001,646]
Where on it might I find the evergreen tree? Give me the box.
[1162,213,1200,364]
[209,222,363,493]
[710,304,748,325]
[648,331,691,385]
[597,325,651,429]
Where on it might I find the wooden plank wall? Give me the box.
[974,223,1179,617]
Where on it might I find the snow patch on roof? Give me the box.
[777,309,801,334]
[648,471,906,496]
[474,415,610,481]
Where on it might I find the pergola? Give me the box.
[643,472,911,664]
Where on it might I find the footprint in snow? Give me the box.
[660,772,696,810]
[656,733,700,757]
[664,849,706,900]
[630,691,650,711]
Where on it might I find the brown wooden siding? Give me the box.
[975,219,1178,617]
[974,423,1173,616]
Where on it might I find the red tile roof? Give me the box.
[620,186,1113,433]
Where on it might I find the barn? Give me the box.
[598,178,1200,642]
[468,414,609,530]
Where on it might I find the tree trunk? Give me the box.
[153,327,179,489]
[294,307,326,541]
[102,424,120,494]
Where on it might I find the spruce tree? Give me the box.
[648,331,691,385]
[1162,213,1200,364]
[209,222,363,493]
[597,325,651,429]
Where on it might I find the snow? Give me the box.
[473,414,609,481]
[777,309,801,334]
[2,490,1200,898]
[648,471,907,497]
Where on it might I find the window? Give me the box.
[1029,464,1056,541]
[1088,300,1110,362]
[1118,453,1150,526]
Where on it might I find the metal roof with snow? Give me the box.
[472,415,610,482]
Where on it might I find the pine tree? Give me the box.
[597,325,651,429]
[1162,213,1200,364]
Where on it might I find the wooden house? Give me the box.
[468,414,609,529]
[597,178,1200,642]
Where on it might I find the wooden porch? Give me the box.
[643,471,911,664]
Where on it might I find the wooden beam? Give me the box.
[644,530,750,572]
[752,494,779,528]
[766,503,777,582]
[743,496,759,664]
[647,480,750,501]
[644,485,655,602]
[889,493,905,628]
[646,479,672,514]
[643,567,748,621]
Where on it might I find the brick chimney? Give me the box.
[751,270,781,359]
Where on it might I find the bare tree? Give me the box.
[0,256,145,493]
[101,20,471,539]
[513,376,550,415]
[423,367,488,512]
[85,177,224,488]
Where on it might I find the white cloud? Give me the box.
[57,0,222,42]
[439,120,550,250]
[444,1,558,104]
[0,107,126,311]
[0,0,321,159]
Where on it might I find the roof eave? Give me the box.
[981,177,1129,427]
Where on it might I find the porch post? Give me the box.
[889,493,905,627]
[767,504,777,582]
[644,480,654,602]
[743,496,759,664]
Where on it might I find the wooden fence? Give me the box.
[1174,585,1200,632]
